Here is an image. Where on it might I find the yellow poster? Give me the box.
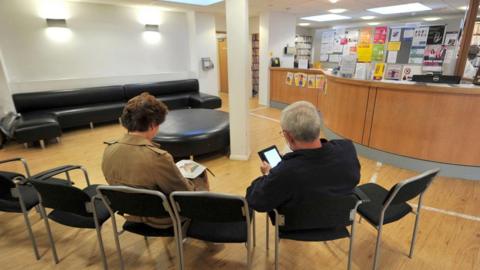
[373,63,385,80]
[316,75,326,91]
[387,41,401,51]
[307,75,316,88]
[285,72,293,85]
[357,44,372,62]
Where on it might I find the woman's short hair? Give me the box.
[121,92,168,132]
[280,101,321,142]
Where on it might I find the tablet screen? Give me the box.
[264,148,282,168]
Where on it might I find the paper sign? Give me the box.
[412,27,429,47]
[307,75,316,88]
[427,25,445,45]
[387,51,398,64]
[385,64,402,80]
[404,29,415,39]
[294,73,308,87]
[359,28,372,45]
[373,63,385,80]
[357,44,372,62]
[374,26,388,44]
[372,44,385,62]
[315,75,325,90]
[387,42,401,51]
[285,72,293,85]
[390,28,401,42]
[423,45,447,72]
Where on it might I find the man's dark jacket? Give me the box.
[246,139,361,213]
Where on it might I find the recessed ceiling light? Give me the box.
[301,14,351,22]
[161,0,223,6]
[367,2,431,15]
[328,8,347,14]
[458,6,468,11]
[423,17,441,21]
[361,16,376,20]
[329,0,339,3]
[368,22,380,26]
[298,23,311,26]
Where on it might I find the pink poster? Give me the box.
[374,26,388,44]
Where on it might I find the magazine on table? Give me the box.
[176,160,208,179]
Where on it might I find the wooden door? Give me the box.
[218,38,229,93]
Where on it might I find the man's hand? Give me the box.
[260,161,271,175]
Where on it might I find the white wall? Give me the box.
[215,15,260,34]
[0,51,14,117]
[258,11,297,105]
[191,13,219,96]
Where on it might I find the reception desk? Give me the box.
[270,67,480,168]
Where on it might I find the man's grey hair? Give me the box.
[280,101,321,142]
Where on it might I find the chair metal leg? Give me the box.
[24,143,28,149]
[56,137,61,143]
[92,200,108,270]
[409,201,423,258]
[347,220,358,270]
[39,205,59,263]
[175,223,185,270]
[90,122,94,129]
[274,222,279,270]
[20,207,40,260]
[39,140,45,149]
[252,211,256,247]
[110,216,125,270]
[266,214,269,250]
[372,224,383,270]
[118,117,122,125]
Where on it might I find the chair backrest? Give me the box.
[29,179,92,216]
[276,194,360,231]
[97,185,172,218]
[170,191,247,223]
[0,112,19,138]
[384,168,440,206]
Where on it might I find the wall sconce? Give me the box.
[142,24,161,44]
[45,18,72,43]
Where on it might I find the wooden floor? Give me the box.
[0,94,479,270]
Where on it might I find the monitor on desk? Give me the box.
[412,75,461,84]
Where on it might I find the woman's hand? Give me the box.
[260,161,272,176]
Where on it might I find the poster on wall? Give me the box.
[320,54,329,61]
[403,28,415,40]
[372,44,385,62]
[387,51,398,64]
[373,63,385,80]
[357,44,372,62]
[321,31,335,44]
[315,74,326,90]
[343,42,357,56]
[285,72,293,86]
[294,73,308,87]
[354,63,369,80]
[328,54,341,63]
[339,55,357,78]
[427,25,445,45]
[423,45,447,72]
[359,28,372,45]
[374,26,388,44]
[401,65,422,80]
[307,75,316,88]
[385,64,403,80]
[387,42,401,51]
[409,46,426,64]
[444,32,459,46]
[346,30,359,43]
[412,27,429,47]
[390,28,401,42]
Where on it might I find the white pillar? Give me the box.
[225,0,251,160]
[0,49,14,117]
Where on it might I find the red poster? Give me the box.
[374,26,388,44]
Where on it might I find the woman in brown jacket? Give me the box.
[102,92,209,228]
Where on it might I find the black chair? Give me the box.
[96,185,182,270]
[265,192,368,270]
[0,157,40,259]
[28,165,110,269]
[356,168,440,270]
[170,191,256,270]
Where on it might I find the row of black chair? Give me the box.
[0,157,439,270]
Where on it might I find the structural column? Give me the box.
[225,0,251,160]
[454,0,480,77]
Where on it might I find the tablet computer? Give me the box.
[258,145,282,168]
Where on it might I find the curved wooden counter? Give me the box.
[270,67,480,166]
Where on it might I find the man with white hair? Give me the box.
[246,101,360,212]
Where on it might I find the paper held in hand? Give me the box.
[176,160,206,179]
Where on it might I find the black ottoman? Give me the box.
[153,109,229,158]
[15,114,62,149]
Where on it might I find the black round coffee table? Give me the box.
[153,109,230,158]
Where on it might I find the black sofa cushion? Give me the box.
[14,114,61,143]
[189,93,222,109]
[157,94,191,110]
[13,85,125,114]
[124,79,199,100]
[52,102,125,128]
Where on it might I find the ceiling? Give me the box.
[72,0,470,27]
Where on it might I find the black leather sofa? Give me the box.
[9,79,221,148]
